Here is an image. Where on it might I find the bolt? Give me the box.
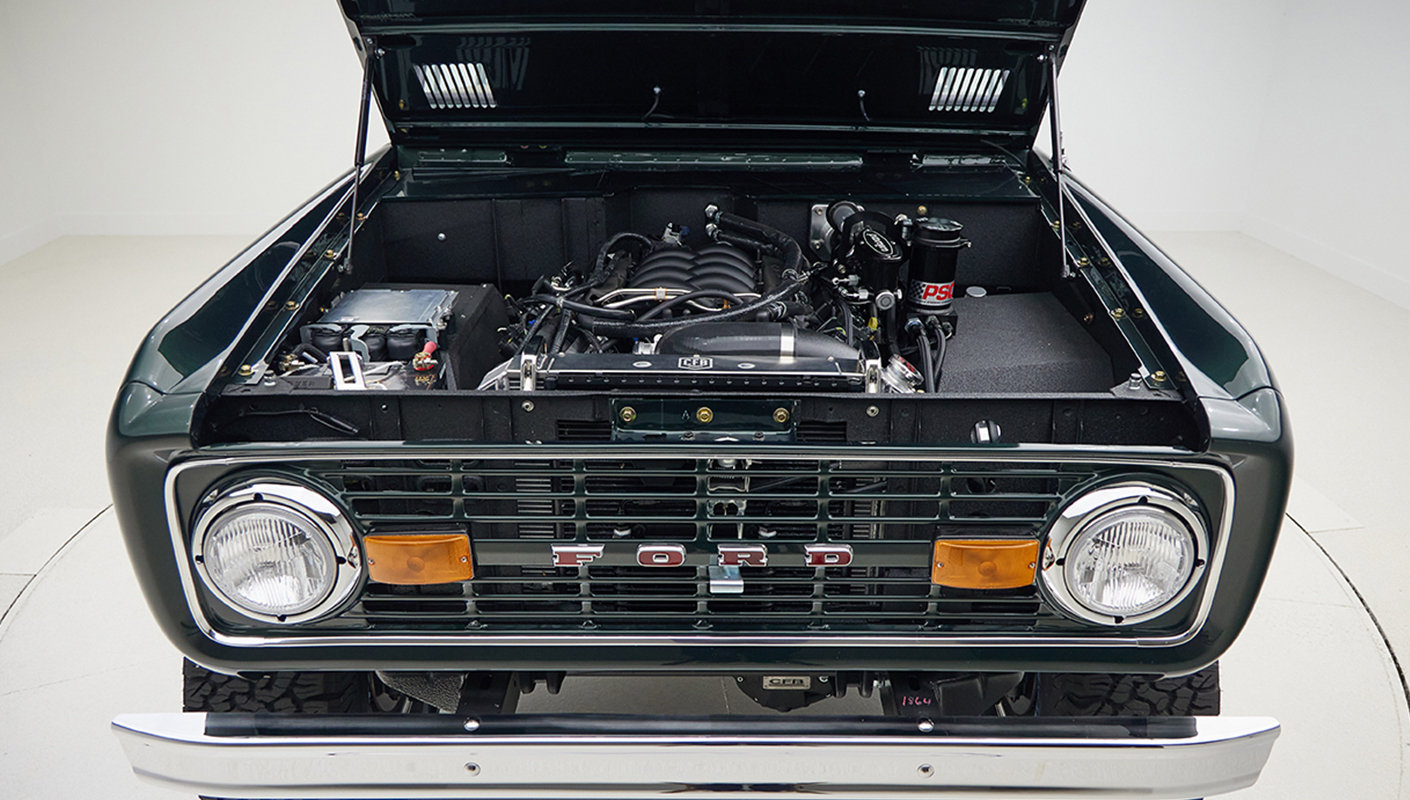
[772,407,790,424]
[696,407,714,424]
[752,431,765,440]
[1082,313,1094,325]
[356,213,367,222]
[237,365,253,377]
[521,400,535,412]
[1152,370,1168,383]
[819,675,829,682]
[1051,220,1061,232]
[393,170,402,180]
[1132,308,1145,318]
[620,406,637,423]
[463,719,480,732]
[323,249,339,261]
[814,207,824,215]
[736,676,745,682]
[683,431,696,441]
[464,763,480,776]
[918,765,934,777]
[1077,257,1090,267]
[437,232,447,241]
[917,205,928,216]
[917,720,935,733]
[284,300,298,311]
[1111,307,1125,320]
[866,405,880,417]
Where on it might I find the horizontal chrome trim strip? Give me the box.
[113,712,1278,800]
[163,445,1233,651]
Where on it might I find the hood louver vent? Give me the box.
[413,62,498,109]
[928,67,1009,113]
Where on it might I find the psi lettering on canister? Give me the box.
[907,218,968,314]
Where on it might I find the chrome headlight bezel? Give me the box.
[190,479,362,624]
[1040,481,1209,627]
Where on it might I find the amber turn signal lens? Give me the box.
[365,534,473,585]
[932,540,1039,589]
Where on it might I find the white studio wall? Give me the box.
[1,1,1407,310]
[1242,0,1410,310]
[1056,0,1286,231]
[0,0,385,265]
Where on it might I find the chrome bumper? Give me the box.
[113,712,1278,799]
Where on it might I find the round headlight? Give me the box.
[1042,482,1207,625]
[192,480,360,623]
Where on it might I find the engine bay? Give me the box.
[264,198,1114,397]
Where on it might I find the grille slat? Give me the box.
[313,456,1096,634]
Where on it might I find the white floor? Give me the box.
[0,233,1406,798]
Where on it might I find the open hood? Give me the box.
[340,0,1085,153]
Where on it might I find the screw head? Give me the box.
[464,763,481,775]
[284,300,298,311]
[237,365,253,377]
[1111,307,1126,320]
[696,407,714,424]
[918,764,934,777]
[463,719,480,732]
[917,720,935,733]
[323,249,339,261]
[917,205,928,216]
[866,405,880,417]
[620,406,637,424]
[1132,307,1145,318]
[521,400,535,412]
[772,407,790,424]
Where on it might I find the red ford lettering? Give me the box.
[718,544,768,567]
[637,543,687,567]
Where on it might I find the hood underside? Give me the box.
[340,0,1085,151]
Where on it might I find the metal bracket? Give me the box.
[329,351,366,391]
[708,560,745,595]
[518,353,538,393]
[809,204,833,261]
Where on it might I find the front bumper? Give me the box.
[113,712,1278,799]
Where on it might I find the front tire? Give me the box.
[182,659,370,713]
[1037,662,1220,716]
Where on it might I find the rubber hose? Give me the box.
[918,327,936,393]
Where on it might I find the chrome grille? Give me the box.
[311,457,1104,634]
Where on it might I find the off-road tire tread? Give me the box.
[1039,663,1219,716]
[182,659,369,713]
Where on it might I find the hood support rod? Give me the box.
[347,38,378,272]
[1045,43,1070,280]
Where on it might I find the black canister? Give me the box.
[907,218,967,314]
[361,328,388,362]
[387,326,423,361]
[309,325,344,354]
[841,211,905,297]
